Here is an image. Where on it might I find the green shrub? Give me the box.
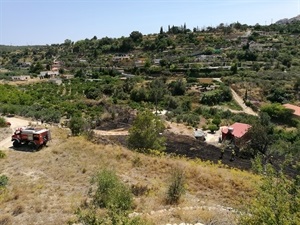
[0,175,8,188]
[212,117,221,127]
[92,169,133,212]
[0,117,6,127]
[208,124,218,133]
[182,113,200,127]
[166,167,185,205]
[240,167,300,225]
[69,115,85,136]
[261,103,294,124]
[75,169,149,225]
[251,155,264,174]
[186,77,198,83]
[0,150,6,159]
[127,110,165,152]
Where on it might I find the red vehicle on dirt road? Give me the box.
[11,127,51,150]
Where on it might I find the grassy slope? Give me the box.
[0,127,259,225]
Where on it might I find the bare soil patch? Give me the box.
[0,127,12,145]
[198,78,213,84]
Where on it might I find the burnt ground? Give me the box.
[164,132,252,171]
[94,131,253,172]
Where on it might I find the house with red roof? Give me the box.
[283,104,300,119]
[221,122,252,147]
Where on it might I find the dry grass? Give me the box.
[12,204,24,216]
[0,214,12,225]
[0,127,260,224]
[198,78,213,84]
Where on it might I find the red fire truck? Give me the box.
[11,127,51,150]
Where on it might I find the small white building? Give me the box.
[39,71,59,78]
[11,75,31,81]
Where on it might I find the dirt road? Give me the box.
[213,78,257,116]
[0,117,30,149]
[230,88,258,116]
[93,128,129,136]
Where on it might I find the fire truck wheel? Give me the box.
[13,140,21,147]
[28,142,37,151]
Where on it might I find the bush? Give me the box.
[127,110,165,152]
[0,175,8,188]
[208,124,218,133]
[212,117,221,127]
[240,167,300,225]
[0,150,6,159]
[168,79,186,96]
[261,103,294,124]
[166,167,185,205]
[75,169,146,225]
[69,116,85,136]
[182,113,200,126]
[200,84,232,105]
[0,117,6,127]
[92,169,133,212]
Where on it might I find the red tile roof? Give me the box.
[283,104,300,117]
[221,122,251,138]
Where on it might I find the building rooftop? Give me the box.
[221,122,251,138]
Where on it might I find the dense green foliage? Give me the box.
[69,116,85,136]
[127,110,166,152]
[261,103,295,124]
[240,165,300,225]
[200,84,232,105]
[0,79,110,123]
[92,169,133,212]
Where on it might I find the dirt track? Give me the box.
[230,88,258,116]
[0,117,30,149]
[213,78,258,116]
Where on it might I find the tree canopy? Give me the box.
[127,110,165,152]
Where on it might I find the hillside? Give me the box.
[0,125,259,225]
[276,15,300,24]
[0,20,300,225]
